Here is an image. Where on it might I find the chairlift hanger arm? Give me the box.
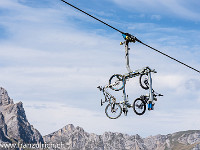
[60,0,200,74]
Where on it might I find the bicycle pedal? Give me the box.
[123,108,127,113]
[124,110,128,116]
[101,99,103,106]
[148,107,154,111]
[127,103,132,108]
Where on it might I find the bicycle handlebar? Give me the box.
[97,86,103,91]
[154,92,163,97]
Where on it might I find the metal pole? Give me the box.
[125,40,133,73]
[123,85,126,102]
[122,82,128,115]
[148,72,153,102]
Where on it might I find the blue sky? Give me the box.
[0,0,200,137]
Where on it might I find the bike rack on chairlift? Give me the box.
[97,33,161,118]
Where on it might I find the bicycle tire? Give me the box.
[139,74,149,90]
[105,103,122,119]
[109,74,124,91]
[133,98,146,115]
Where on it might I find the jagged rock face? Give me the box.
[44,124,200,150]
[193,144,200,150]
[143,131,200,150]
[0,87,13,106]
[0,87,44,144]
[44,124,104,150]
[102,132,146,150]
[44,124,147,150]
[176,131,200,145]
[144,134,169,150]
[0,112,10,143]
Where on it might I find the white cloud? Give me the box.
[151,15,161,20]
[0,0,24,9]
[159,0,200,21]
[155,74,184,89]
[111,0,200,21]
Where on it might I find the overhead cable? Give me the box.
[135,38,200,73]
[60,0,124,34]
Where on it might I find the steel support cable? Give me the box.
[60,0,124,34]
[135,38,200,73]
[60,0,200,73]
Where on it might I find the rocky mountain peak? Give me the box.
[44,124,200,150]
[65,124,75,132]
[0,87,44,144]
[173,130,200,145]
[54,124,76,137]
[0,87,13,106]
[0,112,10,143]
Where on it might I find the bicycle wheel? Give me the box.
[109,74,124,91]
[139,74,149,90]
[133,98,146,115]
[105,103,122,119]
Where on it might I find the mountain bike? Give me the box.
[97,86,135,119]
[97,86,122,119]
[133,90,163,115]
